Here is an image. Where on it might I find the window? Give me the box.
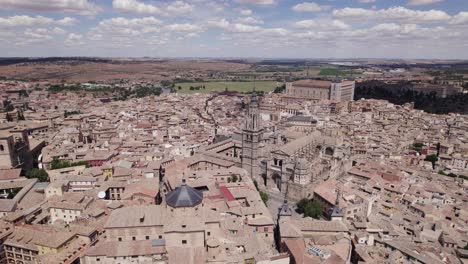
[132,237,136,241]
[146,236,150,240]
[207,232,211,236]
[158,235,162,239]
[118,237,122,242]
[0,145,4,151]
[182,240,187,245]
[264,227,268,232]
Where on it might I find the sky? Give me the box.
[0,0,468,59]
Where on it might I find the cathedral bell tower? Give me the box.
[241,90,264,182]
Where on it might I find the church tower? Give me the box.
[242,91,264,182]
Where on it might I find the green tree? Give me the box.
[273,84,286,93]
[413,143,424,153]
[26,168,49,182]
[231,175,238,183]
[51,159,71,170]
[425,154,438,169]
[51,159,89,170]
[259,191,268,205]
[296,199,323,219]
[7,187,22,199]
[253,180,259,191]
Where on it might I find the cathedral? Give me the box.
[199,91,352,201]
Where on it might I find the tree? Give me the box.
[413,143,424,153]
[231,175,238,183]
[425,154,438,169]
[296,199,323,219]
[259,191,268,205]
[51,159,89,170]
[253,180,259,191]
[17,110,25,120]
[4,104,14,112]
[273,84,286,93]
[7,187,22,199]
[5,112,13,122]
[304,201,323,219]
[26,168,49,182]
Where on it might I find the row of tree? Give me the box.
[355,81,468,114]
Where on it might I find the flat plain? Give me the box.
[173,81,279,93]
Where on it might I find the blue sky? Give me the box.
[0,0,467,58]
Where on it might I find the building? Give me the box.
[3,225,95,264]
[0,125,33,170]
[284,79,355,102]
[241,91,264,185]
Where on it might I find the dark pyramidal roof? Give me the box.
[278,199,293,217]
[166,178,203,208]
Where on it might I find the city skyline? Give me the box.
[1,0,468,59]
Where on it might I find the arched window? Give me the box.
[0,145,4,151]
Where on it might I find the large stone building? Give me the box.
[0,125,34,170]
[199,92,352,201]
[284,79,355,103]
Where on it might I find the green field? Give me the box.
[174,81,278,94]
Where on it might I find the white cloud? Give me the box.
[113,0,194,16]
[113,0,161,14]
[67,33,82,41]
[164,23,203,33]
[52,27,66,34]
[89,17,163,41]
[166,1,194,15]
[65,33,84,45]
[236,17,264,24]
[99,17,162,28]
[449,12,468,25]
[0,15,77,28]
[240,9,253,16]
[292,2,331,12]
[56,17,78,26]
[294,19,350,30]
[0,0,101,16]
[234,0,276,5]
[23,28,53,43]
[333,6,451,23]
[407,0,443,6]
[358,0,376,3]
[208,18,261,33]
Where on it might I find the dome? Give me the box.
[166,178,203,208]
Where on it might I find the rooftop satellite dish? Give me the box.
[98,191,106,199]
